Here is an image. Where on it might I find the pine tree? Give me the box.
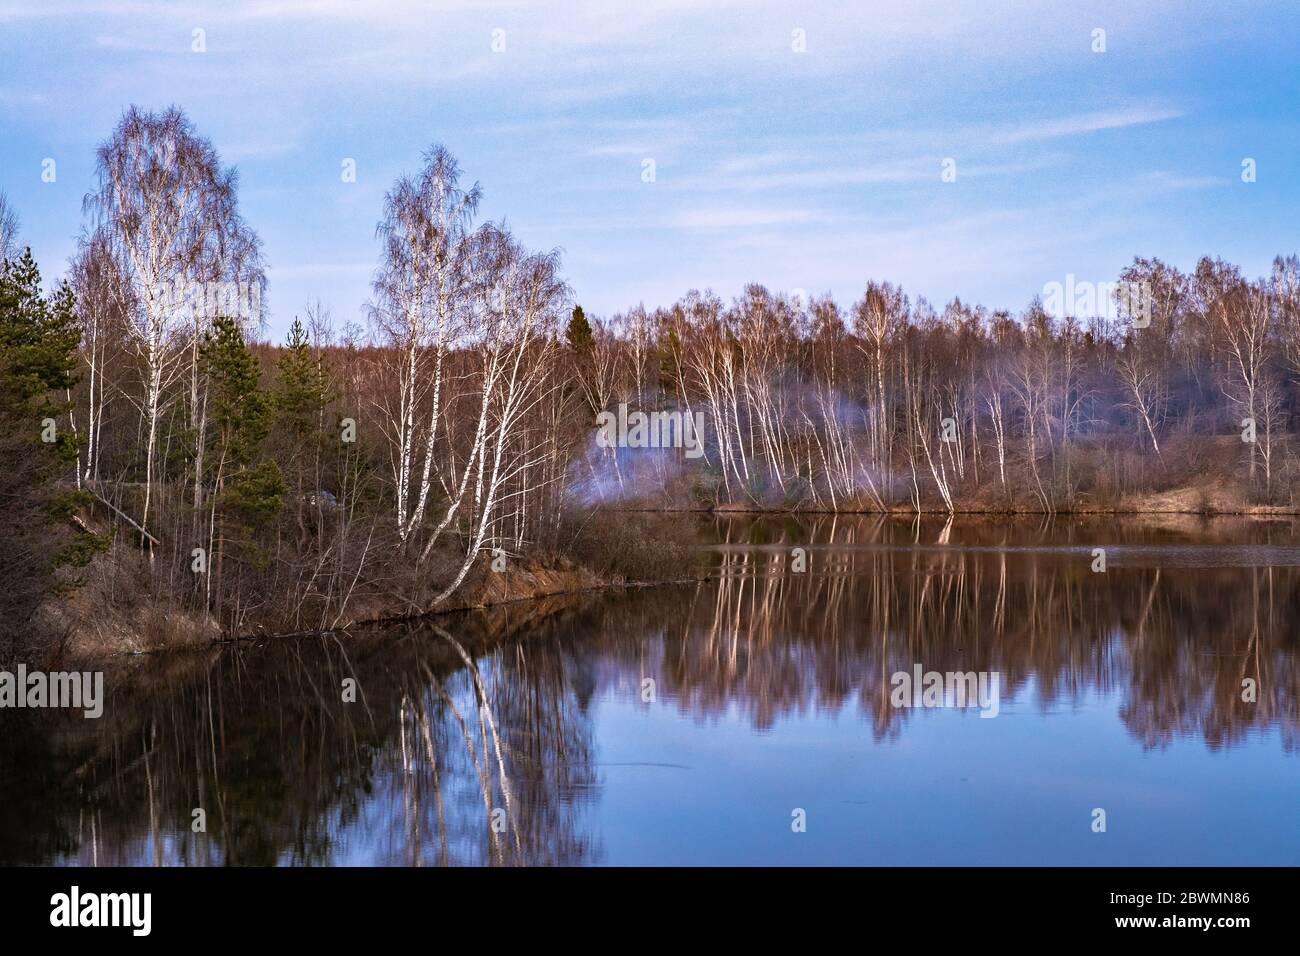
[201,316,283,607]
[658,327,682,395]
[0,249,80,420]
[565,304,593,354]
[0,251,96,658]
[565,304,599,414]
[273,317,329,543]
[203,315,270,467]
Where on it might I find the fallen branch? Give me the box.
[86,485,161,547]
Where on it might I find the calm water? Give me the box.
[3,515,1298,866]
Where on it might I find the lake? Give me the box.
[2,514,1297,866]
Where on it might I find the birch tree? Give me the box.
[426,227,568,601]
[68,231,125,483]
[372,145,482,544]
[1196,261,1270,481]
[852,281,906,472]
[0,191,19,263]
[83,105,263,540]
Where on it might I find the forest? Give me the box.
[3,104,1300,659]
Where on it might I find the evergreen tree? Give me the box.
[565,304,593,354]
[658,327,682,396]
[201,316,283,600]
[203,314,270,468]
[0,249,81,419]
[565,304,599,414]
[0,251,97,658]
[274,320,327,435]
[273,317,329,542]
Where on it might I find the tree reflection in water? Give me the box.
[2,515,1296,865]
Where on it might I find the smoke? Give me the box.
[567,432,698,506]
[568,381,911,508]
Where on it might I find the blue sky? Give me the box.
[1,0,1298,340]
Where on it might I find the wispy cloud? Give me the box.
[991,108,1185,145]
[671,206,821,229]
[0,88,47,108]
[1,0,1293,330]
[1138,169,1226,191]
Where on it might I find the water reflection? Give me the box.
[695,515,1300,750]
[2,515,1297,866]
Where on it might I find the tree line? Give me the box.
[2,103,1298,652]
[1,106,580,652]
[569,255,1300,514]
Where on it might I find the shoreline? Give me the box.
[58,571,711,663]
[611,503,1300,518]
[212,574,707,649]
[48,503,1298,662]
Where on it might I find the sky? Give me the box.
[1,0,1298,340]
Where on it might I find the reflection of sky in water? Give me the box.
[11,516,1300,866]
[590,677,1300,866]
